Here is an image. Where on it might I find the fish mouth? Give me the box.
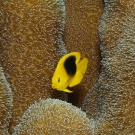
[52,84,56,89]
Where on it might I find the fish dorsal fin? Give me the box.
[54,52,80,76]
[58,52,81,76]
[63,52,81,76]
[64,55,76,76]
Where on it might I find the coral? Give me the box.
[0,0,67,133]
[0,66,12,135]
[12,98,91,135]
[63,0,104,107]
[82,0,135,134]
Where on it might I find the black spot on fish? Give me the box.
[64,55,76,76]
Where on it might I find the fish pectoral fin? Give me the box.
[69,71,83,87]
[77,58,88,74]
[63,88,73,93]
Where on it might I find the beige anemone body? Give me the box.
[0,0,135,135]
[0,67,12,135]
[12,98,92,135]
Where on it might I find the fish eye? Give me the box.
[58,78,60,83]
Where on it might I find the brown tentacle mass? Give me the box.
[0,0,67,133]
[63,0,104,107]
[83,0,135,134]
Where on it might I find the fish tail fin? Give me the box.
[77,58,88,74]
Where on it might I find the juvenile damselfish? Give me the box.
[52,52,88,93]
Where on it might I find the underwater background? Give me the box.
[0,0,135,134]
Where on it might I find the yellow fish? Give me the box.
[52,52,88,93]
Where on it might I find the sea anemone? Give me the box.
[13,98,91,135]
[0,0,67,133]
[0,67,12,135]
[0,0,135,134]
[83,0,135,134]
